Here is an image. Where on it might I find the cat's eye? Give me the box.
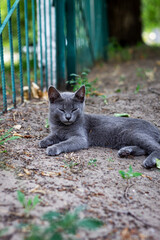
[59,108,65,112]
[72,108,77,112]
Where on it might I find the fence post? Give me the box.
[66,0,76,90]
[102,0,109,61]
[24,0,31,99]
[0,8,7,113]
[7,0,16,108]
[55,0,66,90]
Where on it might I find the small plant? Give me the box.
[107,157,114,162]
[63,161,79,169]
[0,228,8,237]
[136,67,146,80]
[0,128,20,146]
[69,71,97,96]
[88,159,97,166]
[114,113,130,117]
[119,165,142,179]
[156,158,160,169]
[25,206,103,240]
[134,83,140,94]
[100,95,108,104]
[45,118,49,128]
[17,190,40,215]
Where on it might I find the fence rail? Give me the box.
[0,0,108,114]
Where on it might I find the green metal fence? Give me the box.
[0,0,108,114]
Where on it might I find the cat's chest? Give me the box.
[51,125,85,141]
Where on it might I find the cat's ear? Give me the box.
[74,85,85,102]
[48,86,61,103]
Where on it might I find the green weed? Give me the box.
[134,83,140,94]
[156,158,160,169]
[88,159,97,166]
[0,228,8,237]
[100,95,108,104]
[63,161,79,169]
[107,38,132,62]
[114,113,130,117]
[25,206,103,240]
[69,71,97,96]
[136,67,146,80]
[17,190,40,215]
[107,157,114,162]
[45,119,49,128]
[119,165,142,179]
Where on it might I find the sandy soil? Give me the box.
[0,57,160,240]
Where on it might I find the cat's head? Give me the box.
[48,85,85,126]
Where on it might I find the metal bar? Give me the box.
[0,0,20,34]
[102,0,108,60]
[78,0,95,62]
[7,0,16,108]
[24,0,31,99]
[55,0,66,90]
[16,2,24,103]
[44,0,48,89]
[32,0,37,83]
[66,0,76,90]
[49,0,53,85]
[38,0,43,90]
[0,7,7,113]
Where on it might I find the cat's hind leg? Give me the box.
[118,146,145,158]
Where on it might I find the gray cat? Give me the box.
[39,85,160,168]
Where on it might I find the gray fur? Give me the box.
[39,85,160,168]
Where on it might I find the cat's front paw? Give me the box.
[46,146,61,156]
[39,139,49,148]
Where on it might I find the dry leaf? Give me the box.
[24,168,31,175]
[156,60,160,66]
[30,185,46,194]
[18,173,25,177]
[41,171,61,177]
[13,133,23,137]
[121,227,130,239]
[13,124,22,130]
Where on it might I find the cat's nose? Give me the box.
[65,114,71,121]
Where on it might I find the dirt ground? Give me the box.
[0,56,160,240]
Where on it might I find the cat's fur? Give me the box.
[39,85,160,168]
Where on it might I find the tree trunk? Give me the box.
[107,0,142,46]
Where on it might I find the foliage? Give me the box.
[114,113,130,117]
[156,158,160,169]
[69,71,97,96]
[1,0,34,50]
[142,0,160,32]
[45,119,49,128]
[0,228,8,237]
[63,161,79,169]
[17,191,40,215]
[107,38,132,62]
[25,206,103,240]
[0,128,20,146]
[134,84,140,94]
[119,165,142,179]
[88,159,97,166]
